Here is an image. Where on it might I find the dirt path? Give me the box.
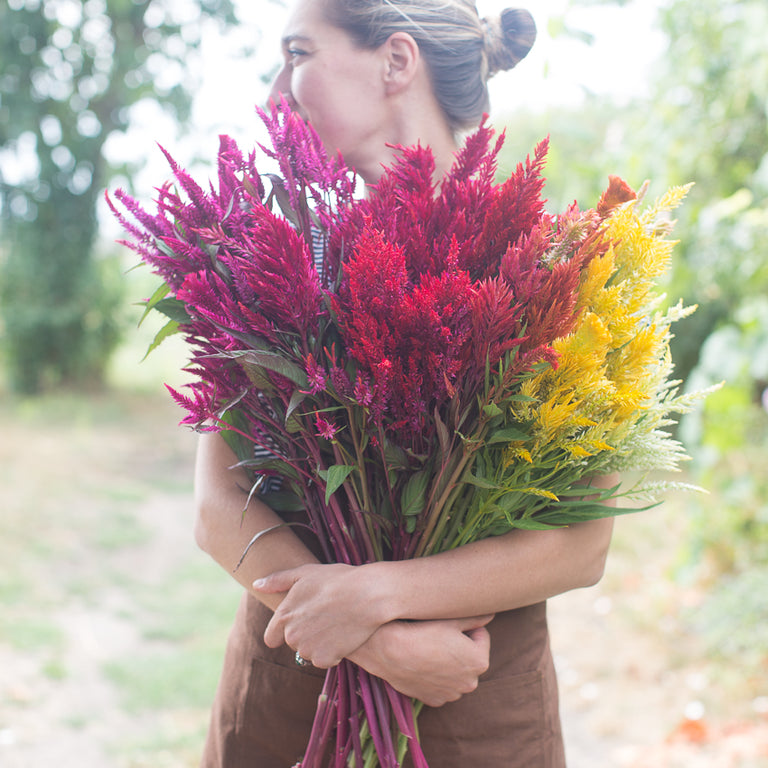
[550,509,768,768]
[1,392,766,767]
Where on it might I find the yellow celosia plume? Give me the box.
[505,184,692,468]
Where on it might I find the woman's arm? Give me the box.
[258,477,616,666]
[197,431,613,690]
[194,431,321,609]
[369,504,615,621]
[194,432,492,703]
[348,616,493,707]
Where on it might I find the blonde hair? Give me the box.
[321,0,536,130]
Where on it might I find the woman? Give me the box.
[195,1,616,765]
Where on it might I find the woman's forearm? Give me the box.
[365,514,614,625]
[258,482,616,664]
[199,430,616,667]
[355,471,618,624]
[194,432,320,610]
[348,616,493,707]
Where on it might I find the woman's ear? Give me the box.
[381,32,420,94]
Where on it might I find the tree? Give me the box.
[563,0,768,387]
[501,0,768,391]
[547,0,768,605]
[0,0,236,393]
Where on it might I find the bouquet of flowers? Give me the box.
[109,101,705,767]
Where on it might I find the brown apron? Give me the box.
[200,593,565,768]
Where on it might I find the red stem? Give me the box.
[301,666,337,768]
[385,687,429,768]
[357,669,397,768]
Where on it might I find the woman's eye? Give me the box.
[287,48,308,60]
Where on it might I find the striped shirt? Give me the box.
[251,227,327,494]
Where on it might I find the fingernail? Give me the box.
[252,578,266,589]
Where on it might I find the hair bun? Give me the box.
[483,8,536,77]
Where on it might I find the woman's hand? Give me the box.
[350,616,493,707]
[255,563,493,706]
[254,563,388,668]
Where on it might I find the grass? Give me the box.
[133,559,242,643]
[0,615,65,652]
[102,556,241,713]
[0,380,238,767]
[104,643,228,712]
[91,507,152,551]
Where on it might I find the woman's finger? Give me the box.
[263,610,287,649]
[452,614,495,632]
[252,568,300,594]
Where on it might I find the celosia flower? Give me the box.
[315,414,338,441]
[304,353,327,394]
[111,105,708,768]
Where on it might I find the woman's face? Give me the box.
[270,0,389,171]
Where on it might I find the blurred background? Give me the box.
[1,0,767,766]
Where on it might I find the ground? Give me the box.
[1,390,766,767]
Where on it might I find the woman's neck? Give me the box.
[359,82,460,191]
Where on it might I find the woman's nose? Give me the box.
[268,64,294,108]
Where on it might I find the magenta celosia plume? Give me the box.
[108,100,626,768]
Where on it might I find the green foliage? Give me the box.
[495,98,655,212]
[533,0,768,589]
[1,216,125,392]
[681,406,768,573]
[634,0,768,389]
[683,297,768,454]
[648,0,768,580]
[0,0,237,393]
[650,0,768,199]
[0,614,64,651]
[687,567,768,669]
[536,0,768,394]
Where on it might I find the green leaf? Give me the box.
[532,501,654,525]
[243,176,262,200]
[318,464,355,504]
[142,319,180,360]
[556,482,622,499]
[434,408,450,456]
[154,237,179,260]
[508,516,563,531]
[233,457,301,482]
[137,282,170,327]
[383,441,410,471]
[205,319,273,352]
[217,410,251,458]
[204,243,232,282]
[285,390,306,434]
[265,174,300,229]
[230,350,309,388]
[483,402,503,418]
[487,426,532,444]
[221,194,236,222]
[215,389,248,421]
[400,470,430,518]
[259,490,306,513]
[154,297,192,324]
[236,360,274,392]
[464,473,500,490]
